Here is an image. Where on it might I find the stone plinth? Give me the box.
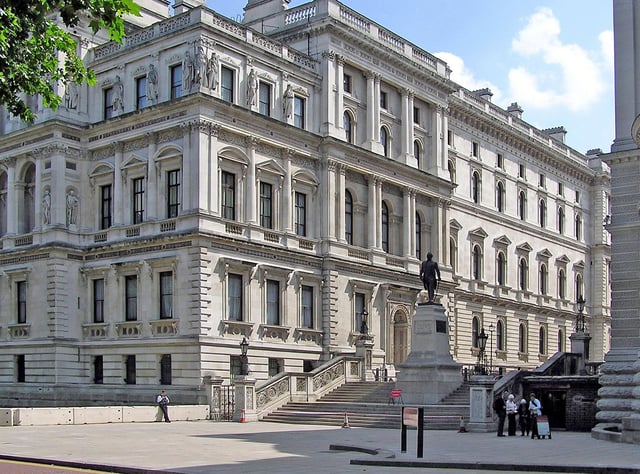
[233,375,258,422]
[467,375,495,432]
[570,332,591,374]
[396,301,462,404]
[355,335,374,381]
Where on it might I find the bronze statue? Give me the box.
[420,252,441,303]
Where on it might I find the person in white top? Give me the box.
[506,393,518,436]
[528,393,542,439]
[156,390,170,422]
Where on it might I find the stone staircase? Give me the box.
[261,380,470,430]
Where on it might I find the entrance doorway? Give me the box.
[393,310,409,364]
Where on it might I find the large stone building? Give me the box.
[594,0,640,445]
[0,0,610,405]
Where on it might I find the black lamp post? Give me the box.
[477,327,488,374]
[239,336,249,375]
[576,295,586,333]
[360,310,369,335]
[488,324,494,375]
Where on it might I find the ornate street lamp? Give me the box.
[576,295,586,333]
[477,327,488,374]
[360,310,369,335]
[239,336,249,375]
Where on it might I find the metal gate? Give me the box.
[212,384,235,421]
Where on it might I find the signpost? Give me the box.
[401,406,424,458]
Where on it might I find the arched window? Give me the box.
[497,251,506,286]
[558,207,565,234]
[472,245,482,280]
[575,273,583,301]
[519,323,527,353]
[343,111,353,144]
[415,213,421,260]
[518,190,527,220]
[539,199,546,227]
[539,326,546,354]
[450,236,458,273]
[448,159,456,183]
[558,269,566,299]
[381,201,389,252]
[472,171,480,204]
[413,140,421,166]
[496,181,505,212]
[519,258,528,291]
[22,164,36,233]
[345,190,353,245]
[575,214,582,240]
[380,127,389,157]
[539,264,548,295]
[472,317,480,348]
[496,320,504,351]
[557,329,564,352]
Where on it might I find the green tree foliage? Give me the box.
[0,0,140,123]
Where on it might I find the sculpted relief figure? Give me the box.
[146,64,159,104]
[283,84,294,118]
[182,51,194,92]
[205,51,219,90]
[112,75,124,112]
[247,69,258,107]
[66,190,79,226]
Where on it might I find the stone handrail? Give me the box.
[255,356,361,418]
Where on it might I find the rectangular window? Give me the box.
[539,173,546,188]
[413,106,420,124]
[93,356,103,384]
[519,163,526,179]
[558,182,564,196]
[159,271,173,319]
[295,191,307,237]
[380,91,387,109]
[136,76,147,110]
[125,355,136,385]
[354,292,365,333]
[575,190,581,203]
[260,182,273,229]
[447,130,453,146]
[100,184,112,229]
[472,141,479,158]
[268,358,282,377]
[104,87,114,119]
[160,354,172,386]
[221,66,234,103]
[16,355,25,383]
[293,96,305,128]
[167,170,180,218]
[170,64,182,99]
[301,285,314,328]
[221,171,236,220]
[17,281,27,324]
[228,273,243,321]
[266,279,280,325]
[93,279,105,323]
[497,153,504,169]
[125,275,137,321]
[258,81,271,116]
[343,74,352,93]
[132,177,145,224]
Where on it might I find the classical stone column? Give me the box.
[321,51,335,135]
[337,164,346,242]
[6,158,16,234]
[367,175,377,249]
[336,55,345,133]
[194,120,212,214]
[283,150,293,233]
[209,125,220,214]
[245,137,257,224]
[403,187,412,257]
[324,160,337,241]
[146,132,158,220]
[113,142,124,226]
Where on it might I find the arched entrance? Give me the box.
[392,309,410,364]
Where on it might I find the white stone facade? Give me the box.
[0,0,610,405]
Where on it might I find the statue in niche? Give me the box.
[247,69,258,107]
[64,81,78,109]
[205,50,219,90]
[112,75,124,112]
[42,189,51,225]
[193,43,204,88]
[283,84,294,118]
[146,64,159,104]
[182,50,195,92]
[419,252,441,304]
[66,190,79,226]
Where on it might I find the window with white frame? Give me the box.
[539,263,548,295]
[496,180,505,212]
[295,191,307,237]
[472,316,480,348]
[558,207,565,234]
[227,273,243,321]
[294,95,305,128]
[159,271,173,319]
[354,292,366,333]
[136,76,147,110]
[260,181,273,229]
[125,275,137,321]
[558,269,566,300]
[345,190,353,245]
[266,279,281,325]
[104,87,114,119]
[539,198,547,227]
[221,66,234,103]
[343,73,352,93]
[472,244,482,280]
[17,280,27,324]
[132,177,145,224]
[496,320,505,351]
[415,213,422,260]
[221,171,236,220]
[167,169,180,218]
[344,111,354,144]
[301,285,314,329]
[381,201,389,253]
[258,81,271,116]
[100,184,112,229]
[538,326,546,354]
[497,251,507,286]
[472,170,481,204]
[93,278,105,323]
[519,322,527,353]
[575,214,582,240]
[380,127,389,157]
[518,189,527,221]
[519,257,529,291]
[170,64,182,99]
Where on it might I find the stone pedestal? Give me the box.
[233,375,258,422]
[570,331,591,374]
[467,375,496,432]
[203,375,224,420]
[396,300,462,404]
[355,335,374,381]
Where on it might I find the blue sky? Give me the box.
[206,1,614,155]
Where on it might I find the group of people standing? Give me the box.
[494,391,543,438]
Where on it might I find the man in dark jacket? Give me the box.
[493,391,507,437]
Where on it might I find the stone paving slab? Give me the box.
[0,421,638,473]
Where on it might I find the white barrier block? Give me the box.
[15,408,73,426]
[0,409,14,426]
[73,407,123,424]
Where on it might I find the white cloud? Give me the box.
[508,7,606,111]
[599,29,614,72]
[434,51,503,103]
